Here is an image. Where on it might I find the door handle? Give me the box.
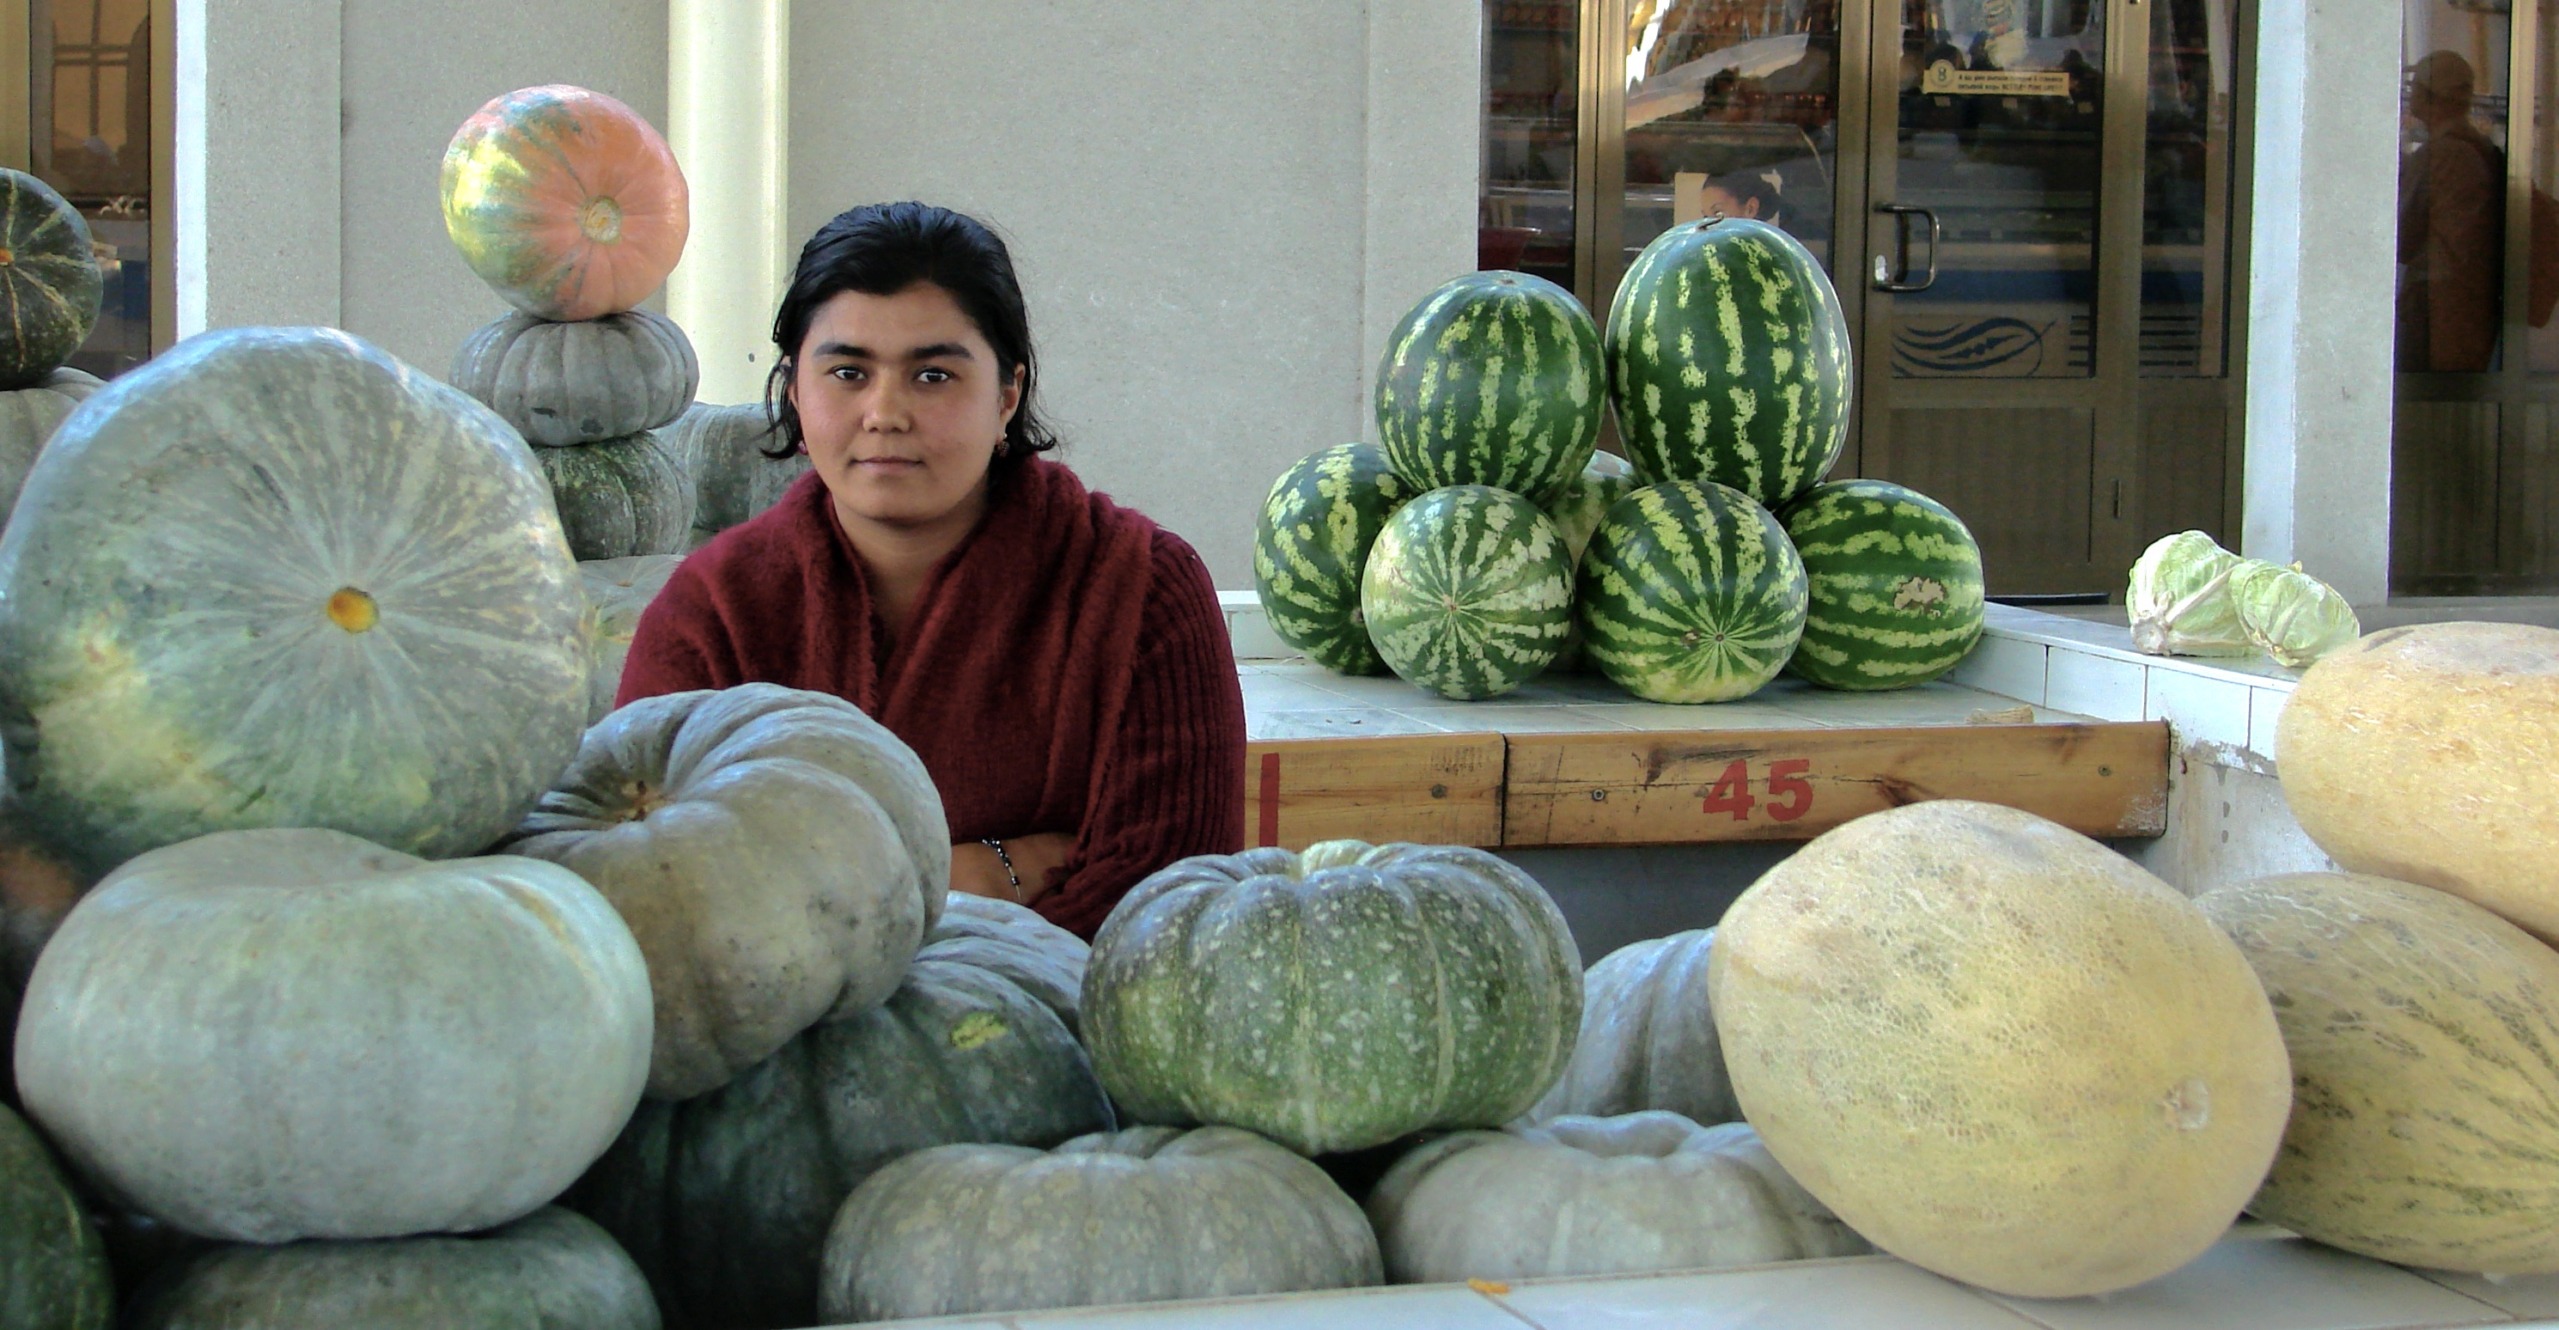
[1872,203,1941,293]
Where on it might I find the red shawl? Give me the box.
[618,458,1246,936]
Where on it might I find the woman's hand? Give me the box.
[950,832,1076,906]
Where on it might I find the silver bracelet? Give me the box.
[981,838,1022,903]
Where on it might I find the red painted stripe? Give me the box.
[1257,752,1282,847]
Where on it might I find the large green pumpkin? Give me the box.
[0,366,102,520]
[663,401,805,544]
[0,171,103,391]
[818,1125,1381,1322]
[577,555,682,724]
[1525,928,1738,1126]
[1368,1112,1868,1283]
[452,308,698,447]
[535,430,694,560]
[1083,840,1583,1156]
[0,327,590,878]
[123,1208,657,1330]
[501,684,948,1100]
[0,1100,110,1330]
[13,828,653,1244]
[569,895,1110,1330]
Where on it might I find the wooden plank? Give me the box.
[1243,734,1505,851]
[1502,722,2170,847]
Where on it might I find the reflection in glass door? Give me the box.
[20,0,164,379]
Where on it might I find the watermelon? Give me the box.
[1253,444,1416,674]
[0,171,104,391]
[1778,479,1985,690]
[1360,485,1572,701]
[1375,271,1601,505]
[1542,451,1638,673]
[1578,480,1807,704]
[1606,217,1849,507]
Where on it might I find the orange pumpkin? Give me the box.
[440,85,689,322]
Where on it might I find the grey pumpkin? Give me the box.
[0,1100,111,1330]
[0,367,101,522]
[535,430,694,560]
[452,309,699,447]
[123,1208,659,1330]
[1524,927,1739,1126]
[569,894,1110,1330]
[576,555,684,724]
[661,400,808,543]
[818,1125,1382,1323]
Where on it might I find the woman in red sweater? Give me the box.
[617,202,1246,936]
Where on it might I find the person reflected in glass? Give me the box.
[2397,50,2505,372]
[1699,170,1785,227]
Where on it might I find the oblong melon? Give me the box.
[2276,622,2559,943]
[1707,799,2292,1298]
[2199,870,2559,1274]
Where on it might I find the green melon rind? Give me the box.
[1253,444,1415,675]
[1605,217,1849,508]
[0,1101,112,1330]
[1778,478,1985,691]
[1360,485,1573,701]
[0,171,105,391]
[1375,271,1602,506]
[1543,451,1638,673]
[1578,479,1807,704]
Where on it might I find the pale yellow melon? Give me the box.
[2276,622,2559,943]
[2199,870,2559,1273]
[1707,800,2292,1298]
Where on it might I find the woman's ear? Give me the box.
[999,363,1025,427]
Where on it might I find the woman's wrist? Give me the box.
[980,837,1022,903]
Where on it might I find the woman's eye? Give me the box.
[917,366,954,384]
[830,366,865,382]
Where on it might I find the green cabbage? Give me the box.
[2126,531,2251,656]
[2230,560,2361,668]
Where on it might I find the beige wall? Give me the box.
[788,2,1480,586]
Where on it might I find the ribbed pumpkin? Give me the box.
[123,1208,658,1330]
[0,170,103,390]
[1252,442,1416,675]
[500,683,948,1100]
[2276,622,2559,943]
[0,366,101,519]
[534,430,693,560]
[2199,871,2559,1273]
[1525,928,1737,1126]
[1367,1112,1868,1283]
[818,1126,1382,1323]
[1083,840,1583,1156]
[13,828,653,1244]
[1709,800,2292,1298]
[441,85,689,322]
[452,308,699,446]
[0,327,591,878]
[570,895,1110,1330]
[664,401,806,543]
[578,555,682,724]
[0,1100,111,1330]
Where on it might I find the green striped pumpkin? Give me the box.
[1252,443,1415,674]
[1375,271,1600,505]
[0,171,103,391]
[1778,479,1985,690]
[1361,485,1573,701]
[1579,480,1807,704]
[1606,217,1849,507]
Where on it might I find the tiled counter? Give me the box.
[842,1227,2559,1330]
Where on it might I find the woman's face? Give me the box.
[788,282,1023,540]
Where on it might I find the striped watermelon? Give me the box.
[1361,485,1573,700]
[1375,271,1601,505]
[1253,443,1416,674]
[1543,450,1637,673]
[1779,479,1985,690]
[1606,217,1849,507]
[1579,480,1807,704]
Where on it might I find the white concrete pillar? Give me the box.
[172,0,343,336]
[2241,0,2401,605]
[667,0,790,406]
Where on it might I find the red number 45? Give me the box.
[1701,758,1815,823]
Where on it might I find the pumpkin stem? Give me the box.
[0,247,13,266]
[325,588,378,634]
[579,196,625,245]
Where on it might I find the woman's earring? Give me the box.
[994,438,1010,458]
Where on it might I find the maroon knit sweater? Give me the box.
[617,459,1246,937]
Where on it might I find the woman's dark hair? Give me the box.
[1705,170,1784,226]
[762,201,1059,465]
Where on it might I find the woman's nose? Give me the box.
[862,384,912,432]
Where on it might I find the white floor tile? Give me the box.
[1245,709,1452,740]
[2045,648,2148,721]
[1982,1235,2508,1330]
[1490,1256,2040,1330]
[2145,667,2253,751]
[1008,1283,1530,1329]
[1393,706,1636,733]
[2418,1269,2559,1319]
[1573,701,1831,731]
[1947,634,2051,706]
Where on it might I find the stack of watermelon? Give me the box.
[1253,218,1988,704]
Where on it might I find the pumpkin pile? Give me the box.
[1255,220,1987,706]
[444,85,700,562]
[0,168,106,525]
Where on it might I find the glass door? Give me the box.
[15,0,168,378]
